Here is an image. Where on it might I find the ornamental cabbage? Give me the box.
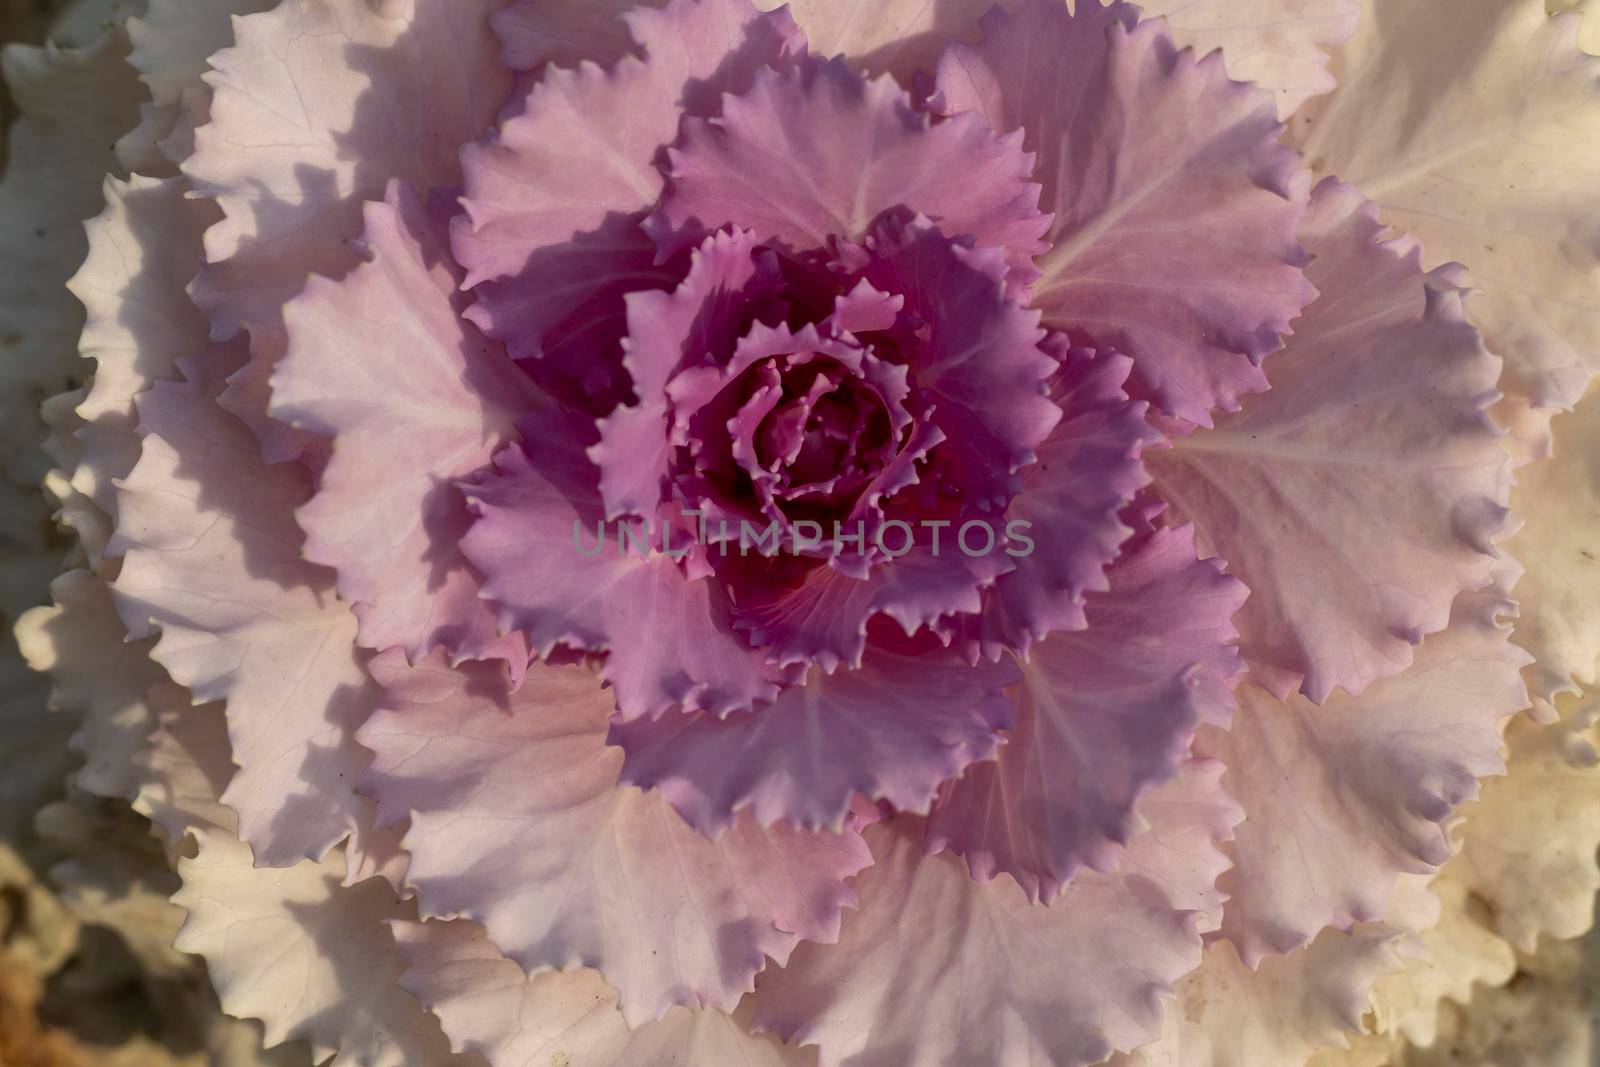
[7,0,1600,1064]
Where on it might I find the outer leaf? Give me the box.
[479,0,796,236]
[928,524,1245,902]
[184,0,509,459]
[1506,383,1600,707]
[132,683,239,849]
[1115,930,1405,1067]
[771,0,1357,112]
[1116,869,1519,1067]
[1201,585,1529,963]
[1548,0,1600,54]
[64,173,218,564]
[358,651,872,1025]
[755,762,1239,1067]
[753,0,997,81]
[490,0,650,70]
[462,72,670,251]
[610,644,1015,835]
[652,58,1048,279]
[25,789,264,1066]
[1148,180,1510,701]
[32,792,192,984]
[110,655,464,1065]
[1380,947,1600,1067]
[1137,0,1359,118]
[462,424,781,720]
[1362,872,1517,1050]
[1494,390,1559,471]
[394,918,817,1066]
[1294,0,1600,411]
[110,356,375,866]
[934,0,1312,425]
[38,387,113,566]
[1551,0,1600,55]
[274,183,537,663]
[117,0,276,175]
[623,0,806,116]
[175,831,455,1067]
[15,570,164,801]
[1119,759,1243,933]
[1453,688,1600,951]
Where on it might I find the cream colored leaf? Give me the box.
[1138,0,1359,118]
[754,0,996,80]
[64,173,218,563]
[1506,382,1600,707]
[1398,935,1599,1067]
[394,918,817,1067]
[183,0,509,457]
[117,0,278,175]
[15,569,164,800]
[1305,1035,1402,1067]
[1363,872,1516,1050]
[1452,687,1600,951]
[758,0,1355,115]
[1549,0,1600,55]
[174,830,457,1067]
[1112,871,1513,1067]
[1113,928,1405,1067]
[131,682,238,851]
[1295,0,1600,410]
[38,386,114,562]
[130,680,434,1064]
[34,790,190,980]
[110,355,377,866]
